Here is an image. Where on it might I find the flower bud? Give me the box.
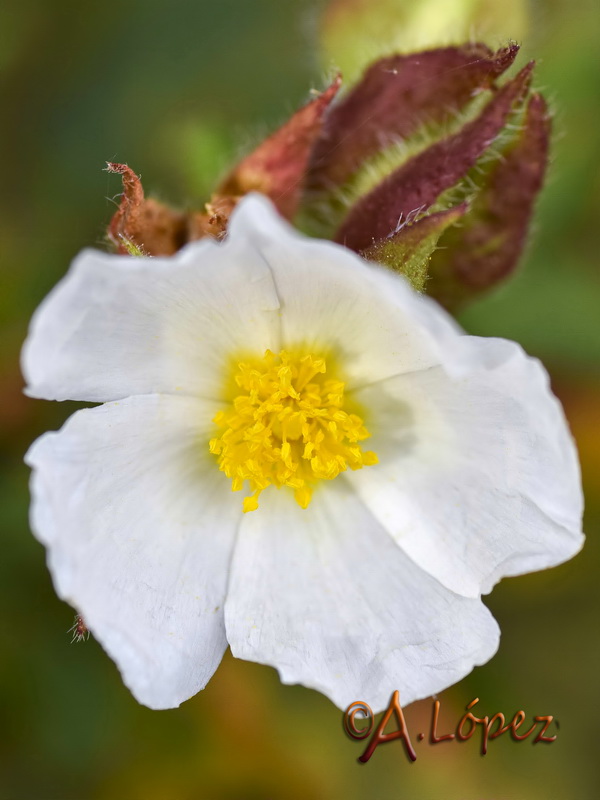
[106,43,549,308]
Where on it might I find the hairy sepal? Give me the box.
[218,77,341,220]
[319,0,529,85]
[335,63,534,254]
[106,163,188,256]
[362,204,467,292]
[309,44,519,190]
[426,94,552,309]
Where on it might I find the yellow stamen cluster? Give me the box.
[209,349,378,512]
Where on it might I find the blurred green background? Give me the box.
[1,0,599,798]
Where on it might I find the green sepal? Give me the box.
[361,204,467,292]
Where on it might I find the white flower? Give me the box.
[22,194,583,711]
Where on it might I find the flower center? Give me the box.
[209,349,378,512]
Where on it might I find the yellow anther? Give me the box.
[210,350,378,512]
[243,494,260,513]
[294,484,312,509]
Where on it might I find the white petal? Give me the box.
[22,232,281,402]
[228,194,462,388]
[347,338,584,598]
[224,482,499,712]
[26,394,241,709]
